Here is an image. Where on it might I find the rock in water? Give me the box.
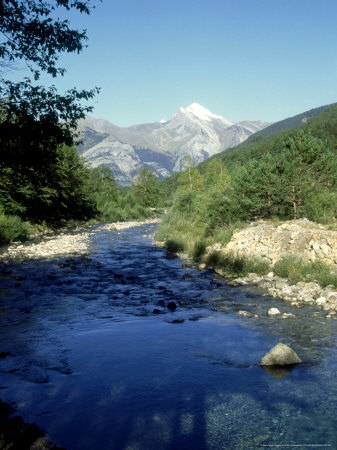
[259,343,302,366]
[268,308,280,317]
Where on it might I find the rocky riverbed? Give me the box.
[0,218,161,261]
[226,272,337,320]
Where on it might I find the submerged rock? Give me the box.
[237,310,253,317]
[171,318,185,324]
[167,301,177,311]
[259,343,302,366]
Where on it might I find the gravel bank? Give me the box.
[0,218,161,261]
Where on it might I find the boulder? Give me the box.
[268,308,280,317]
[259,343,302,366]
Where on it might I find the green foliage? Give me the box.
[0,132,96,223]
[204,159,231,188]
[0,0,100,137]
[165,237,186,253]
[274,255,337,288]
[0,214,30,244]
[205,251,271,277]
[191,239,209,260]
[157,122,337,273]
[0,0,103,237]
[303,189,337,224]
[131,168,163,207]
[277,131,332,219]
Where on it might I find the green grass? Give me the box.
[211,222,245,246]
[205,251,271,277]
[274,255,337,287]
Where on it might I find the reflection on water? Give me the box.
[0,223,337,449]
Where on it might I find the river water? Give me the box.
[0,222,337,449]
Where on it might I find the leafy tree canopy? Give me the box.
[131,168,162,207]
[0,0,100,141]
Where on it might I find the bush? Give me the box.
[165,237,185,253]
[303,190,337,224]
[0,214,30,244]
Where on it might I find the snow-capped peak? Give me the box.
[179,103,233,127]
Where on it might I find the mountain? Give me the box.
[77,103,270,185]
[202,102,337,173]
[246,103,335,140]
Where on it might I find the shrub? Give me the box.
[303,190,337,224]
[165,237,185,253]
[0,214,30,244]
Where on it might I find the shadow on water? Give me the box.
[0,223,337,448]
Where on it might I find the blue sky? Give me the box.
[41,0,337,126]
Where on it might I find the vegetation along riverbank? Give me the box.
[166,219,337,320]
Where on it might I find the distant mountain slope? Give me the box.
[205,102,337,171]
[77,103,270,185]
[246,103,335,140]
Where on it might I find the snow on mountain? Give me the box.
[183,103,234,127]
[78,104,271,185]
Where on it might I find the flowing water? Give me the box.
[0,223,337,449]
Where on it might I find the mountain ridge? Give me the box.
[77,103,270,185]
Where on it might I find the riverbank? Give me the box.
[165,219,337,320]
[0,218,161,261]
[0,399,63,449]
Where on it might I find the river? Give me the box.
[0,222,337,449]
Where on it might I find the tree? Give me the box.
[178,155,204,191]
[88,166,119,210]
[204,158,231,189]
[277,131,330,219]
[0,0,100,223]
[131,168,162,207]
[0,0,100,142]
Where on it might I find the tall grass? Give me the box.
[274,254,337,287]
[205,251,271,277]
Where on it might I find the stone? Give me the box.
[281,313,296,319]
[171,318,184,324]
[268,308,280,317]
[275,281,287,289]
[167,301,177,311]
[316,297,327,305]
[237,310,253,317]
[302,295,314,303]
[259,343,302,366]
[247,273,258,279]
